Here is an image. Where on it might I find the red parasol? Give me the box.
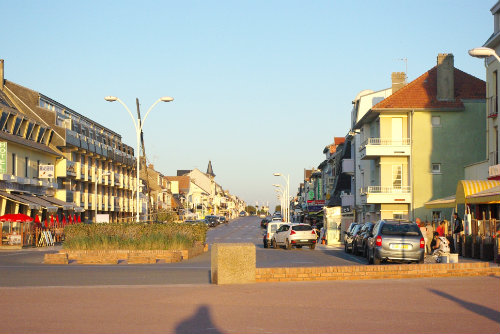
[50,215,54,228]
[0,213,34,223]
[77,215,81,223]
[68,214,73,225]
[34,215,42,229]
[73,214,77,224]
[62,214,66,227]
[44,219,48,228]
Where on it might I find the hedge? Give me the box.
[63,222,208,250]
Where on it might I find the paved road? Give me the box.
[1,276,498,334]
[0,217,363,287]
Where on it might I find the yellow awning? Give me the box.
[424,195,456,209]
[466,185,500,204]
[455,180,500,204]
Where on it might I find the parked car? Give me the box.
[218,216,227,224]
[239,211,246,217]
[344,223,362,253]
[366,220,425,265]
[271,224,317,250]
[343,222,358,248]
[260,217,271,229]
[204,216,219,228]
[352,222,374,257]
[263,221,285,248]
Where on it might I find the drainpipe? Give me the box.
[410,110,414,221]
[0,59,4,90]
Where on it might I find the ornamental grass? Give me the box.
[63,222,208,250]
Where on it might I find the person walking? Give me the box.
[453,213,463,251]
[425,222,434,255]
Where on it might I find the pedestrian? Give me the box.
[425,222,434,255]
[418,219,427,253]
[416,217,421,227]
[453,213,463,251]
[430,232,441,254]
[436,220,445,237]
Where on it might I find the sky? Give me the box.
[0,0,494,209]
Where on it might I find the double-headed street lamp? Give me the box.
[105,95,174,222]
[273,172,290,222]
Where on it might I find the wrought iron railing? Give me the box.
[360,138,410,150]
[361,186,411,194]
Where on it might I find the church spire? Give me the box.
[207,160,215,178]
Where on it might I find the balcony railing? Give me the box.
[360,138,411,150]
[488,96,498,118]
[361,186,411,194]
[489,151,499,167]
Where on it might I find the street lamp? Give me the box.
[273,172,290,222]
[468,47,500,62]
[95,170,111,223]
[105,95,174,222]
[273,185,285,217]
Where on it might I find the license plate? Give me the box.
[390,244,411,250]
[300,240,309,242]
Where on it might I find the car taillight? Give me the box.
[375,236,382,247]
[290,230,296,235]
[420,237,425,249]
[267,233,269,239]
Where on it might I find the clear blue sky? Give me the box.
[0,0,493,209]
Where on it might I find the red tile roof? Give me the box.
[165,176,190,192]
[373,67,485,110]
[334,137,345,145]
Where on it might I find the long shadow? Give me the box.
[175,305,225,334]
[429,288,500,325]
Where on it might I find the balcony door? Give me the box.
[392,165,402,192]
[392,118,403,145]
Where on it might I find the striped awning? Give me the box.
[466,185,500,204]
[424,195,456,209]
[456,180,500,204]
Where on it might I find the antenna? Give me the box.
[397,58,408,80]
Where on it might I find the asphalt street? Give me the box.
[0,216,365,287]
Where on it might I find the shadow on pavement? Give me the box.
[429,288,500,325]
[175,305,225,334]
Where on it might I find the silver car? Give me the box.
[366,220,425,265]
[272,224,317,250]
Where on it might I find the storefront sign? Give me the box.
[39,165,54,178]
[0,142,6,174]
[8,234,22,245]
[307,200,325,206]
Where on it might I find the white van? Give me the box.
[263,221,285,248]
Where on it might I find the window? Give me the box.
[431,116,441,127]
[11,153,16,175]
[432,211,442,223]
[392,165,402,189]
[25,157,29,178]
[393,213,404,220]
[432,163,441,174]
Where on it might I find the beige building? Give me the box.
[1,60,137,222]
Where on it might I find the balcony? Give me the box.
[341,159,354,175]
[360,186,411,204]
[340,193,354,207]
[488,96,498,118]
[56,160,77,178]
[359,138,410,160]
[114,173,120,186]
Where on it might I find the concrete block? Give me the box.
[44,253,68,264]
[211,243,255,285]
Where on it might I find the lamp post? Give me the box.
[95,170,111,223]
[273,173,289,222]
[274,186,285,217]
[105,96,173,222]
[468,47,500,62]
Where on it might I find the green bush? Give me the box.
[63,222,208,250]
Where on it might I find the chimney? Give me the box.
[391,72,406,93]
[437,53,454,101]
[0,59,4,90]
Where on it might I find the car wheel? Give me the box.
[344,243,347,252]
[363,246,367,258]
[286,240,292,250]
[296,245,302,249]
[263,240,268,248]
[353,244,357,255]
[272,239,277,249]
[373,254,381,265]
[309,243,316,250]
[368,249,373,264]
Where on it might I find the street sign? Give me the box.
[0,142,6,174]
[39,164,54,178]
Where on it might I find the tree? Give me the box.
[246,206,256,215]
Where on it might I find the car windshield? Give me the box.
[381,223,420,236]
[292,225,312,231]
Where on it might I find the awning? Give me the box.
[424,195,456,209]
[15,194,58,212]
[39,196,84,212]
[0,191,41,210]
[466,185,500,204]
[456,180,500,204]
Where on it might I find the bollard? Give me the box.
[211,243,256,285]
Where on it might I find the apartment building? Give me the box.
[353,54,486,222]
[1,62,137,222]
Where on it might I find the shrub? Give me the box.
[63,222,208,250]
